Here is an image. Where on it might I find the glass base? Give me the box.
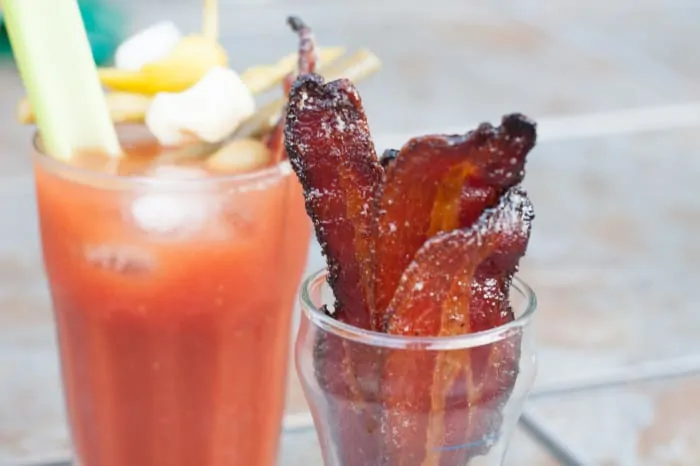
[280,423,509,466]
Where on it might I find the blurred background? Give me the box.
[1,0,699,465]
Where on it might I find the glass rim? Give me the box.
[31,130,293,189]
[300,268,537,350]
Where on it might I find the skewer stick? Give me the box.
[203,0,219,41]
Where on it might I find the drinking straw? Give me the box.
[1,0,121,161]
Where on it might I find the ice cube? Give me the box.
[131,194,209,235]
[220,205,256,236]
[85,245,155,275]
[130,166,219,236]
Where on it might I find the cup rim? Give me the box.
[31,128,293,189]
[300,268,537,350]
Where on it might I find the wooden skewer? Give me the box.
[156,49,382,165]
[235,49,382,139]
[241,47,346,95]
[17,47,348,125]
[203,0,219,41]
[18,92,151,125]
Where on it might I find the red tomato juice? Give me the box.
[33,138,311,466]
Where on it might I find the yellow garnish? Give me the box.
[19,92,151,125]
[206,138,271,173]
[98,35,227,95]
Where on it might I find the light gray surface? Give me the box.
[2,0,700,465]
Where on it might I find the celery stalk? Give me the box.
[1,0,121,161]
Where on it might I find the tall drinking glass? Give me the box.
[296,269,537,466]
[33,130,311,466]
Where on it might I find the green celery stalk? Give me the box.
[1,0,121,161]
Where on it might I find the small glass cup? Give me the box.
[296,269,537,466]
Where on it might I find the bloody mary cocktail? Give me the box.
[34,130,311,466]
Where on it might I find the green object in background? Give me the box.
[0,0,126,65]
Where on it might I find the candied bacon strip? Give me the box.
[285,75,384,465]
[458,185,499,229]
[312,309,382,466]
[440,247,524,464]
[285,74,382,326]
[384,187,533,335]
[371,114,536,331]
[380,187,534,466]
[269,17,319,162]
[287,16,318,74]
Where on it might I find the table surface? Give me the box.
[3,1,700,465]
